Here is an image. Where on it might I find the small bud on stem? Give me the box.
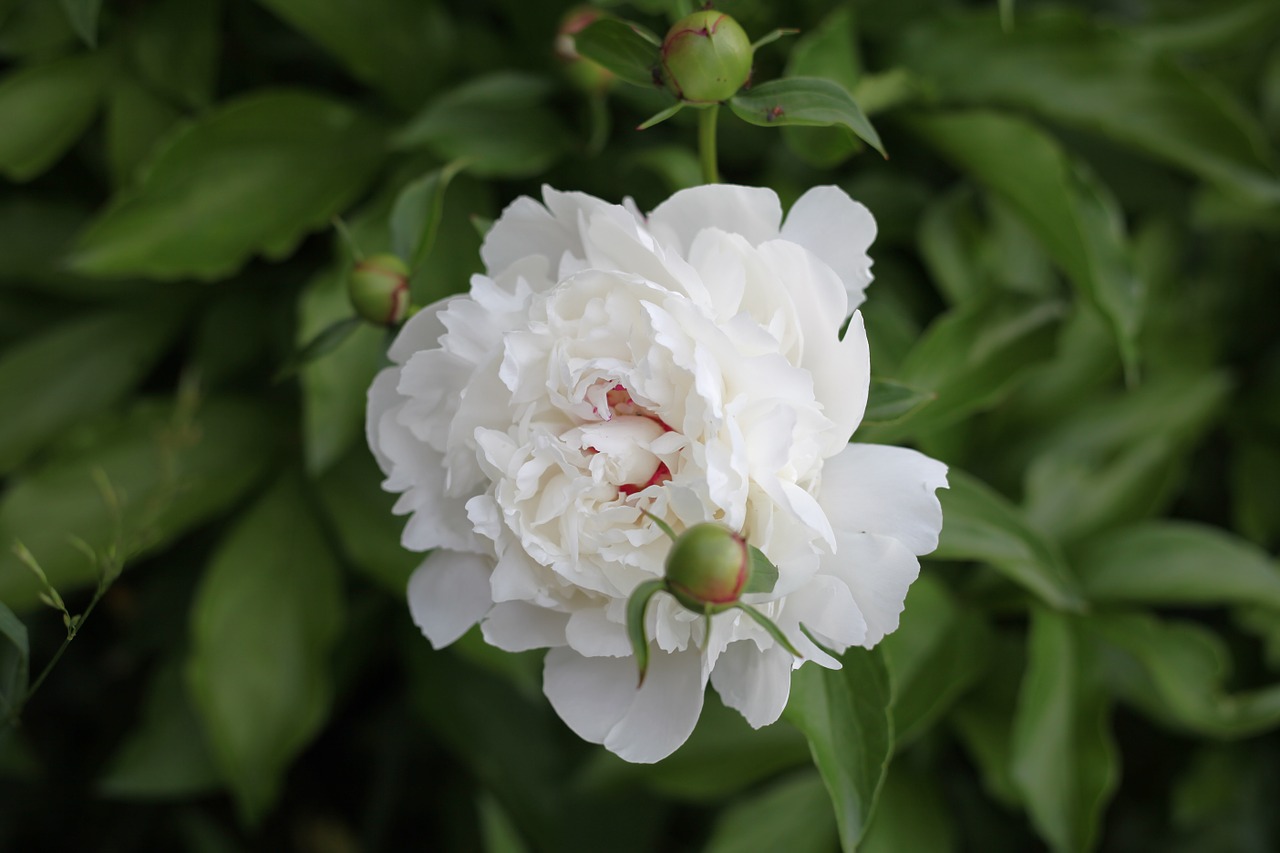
[349,254,411,327]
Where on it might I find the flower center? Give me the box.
[573,382,675,495]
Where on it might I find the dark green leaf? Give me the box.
[390,162,464,270]
[703,771,838,853]
[0,303,186,475]
[626,580,664,685]
[394,74,568,178]
[69,91,385,281]
[0,52,111,181]
[98,659,220,799]
[1232,440,1280,549]
[105,77,180,189]
[782,8,862,167]
[784,646,893,853]
[574,18,661,89]
[0,398,277,608]
[730,77,885,157]
[860,760,958,853]
[1075,522,1280,610]
[623,145,701,191]
[279,316,361,384]
[900,12,1280,205]
[187,475,345,825]
[861,378,935,426]
[743,545,778,594]
[128,0,219,109]
[0,600,28,717]
[933,469,1086,612]
[57,0,99,48]
[1011,608,1118,853]
[478,791,530,853]
[909,111,1144,379]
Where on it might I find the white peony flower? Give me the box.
[367,184,947,763]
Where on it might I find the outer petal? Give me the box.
[823,532,922,648]
[781,185,877,310]
[710,641,794,729]
[481,601,570,651]
[543,646,640,744]
[366,368,401,475]
[603,645,706,763]
[648,185,783,255]
[480,195,577,277]
[820,444,949,556]
[408,550,494,649]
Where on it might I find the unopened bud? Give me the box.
[664,522,749,614]
[349,254,410,326]
[660,10,753,103]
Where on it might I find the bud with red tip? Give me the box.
[660,10,753,103]
[664,522,749,613]
[349,254,411,327]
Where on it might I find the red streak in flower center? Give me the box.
[618,462,672,497]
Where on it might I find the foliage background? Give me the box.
[1,0,1279,850]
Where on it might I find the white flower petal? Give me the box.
[781,185,877,310]
[407,550,493,649]
[366,368,401,475]
[603,645,706,763]
[822,532,922,648]
[482,601,569,651]
[648,184,782,255]
[543,646,640,744]
[710,641,794,728]
[820,444,949,556]
[565,607,632,657]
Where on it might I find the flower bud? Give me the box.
[664,522,749,614]
[349,254,410,326]
[556,7,616,93]
[660,10,753,104]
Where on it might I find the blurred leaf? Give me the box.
[909,111,1144,379]
[703,771,838,853]
[784,645,893,853]
[0,398,277,607]
[1096,612,1280,738]
[1132,1,1280,54]
[782,9,862,167]
[0,0,78,60]
[933,469,1086,612]
[316,448,419,595]
[0,600,28,717]
[253,0,448,110]
[0,52,111,181]
[390,162,464,270]
[69,91,385,281]
[105,76,181,189]
[574,18,661,88]
[1023,371,1230,543]
[395,73,569,178]
[861,378,935,426]
[1011,609,1117,853]
[57,0,98,48]
[187,475,345,825]
[128,0,219,109]
[858,296,1065,442]
[1233,440,1280,548]
[279,316,360,382]
[0,195,89,281]
[860,760,957,853]
[624,145,701,192]
[730,77,885,157]
[917,186,986,306]
[478,791,529,853]
[98,659,220,799]
[1075,521,1280,609]
[949,631,1025,808]
[900,11,1280,206]
[881,575,992,746]
[0,303,185,475]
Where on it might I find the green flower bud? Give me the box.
[664,522,749,614]
[660,10,753,104]
[349,254,410,326]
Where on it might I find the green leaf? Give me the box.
[0,303,186,475]
[860,760,957,853]
[478,791,530,853]
[390,162,464,270]
[69,91,385,281]
[0,600,28,718]
[1094,612,1280,738]
[857,296,1065,442]
[730,77,885,157]
[782,8,863,167]
[105,77,181,189]
[899,11,1280,205]
[626,580,665,685]
[908,111,1144,380]
[933,469,1086,612]
[743,545,779,594]
[784,646,893,853]
[394,74,569,179]
[98,659,220,799]
[0,52,111,181]
[57,0,99,48]
[573,18,661,89]
[278,316,360,383]
[253,0,447,111]
[861,378,935,426]
[128,0,220,109]
[1011,608,1118,853]
[1075,521,1280,610]
[1233,439,1280,548]
[0,398,277,608]
[186,475,345,825]
[703,771,838,853]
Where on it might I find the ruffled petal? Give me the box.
[648,184,783,256]
[822,532,921,648]
[781,185,877,310]
[603,645,706,763]
[481,601,570,651]
[710,641,794,728]
[407,550,494,649]
[366,368,401,475]
[820,444,948,556]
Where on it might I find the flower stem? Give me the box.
[698,104,720,184]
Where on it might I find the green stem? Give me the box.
[6,586,107,728]
[698,104,720,185]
